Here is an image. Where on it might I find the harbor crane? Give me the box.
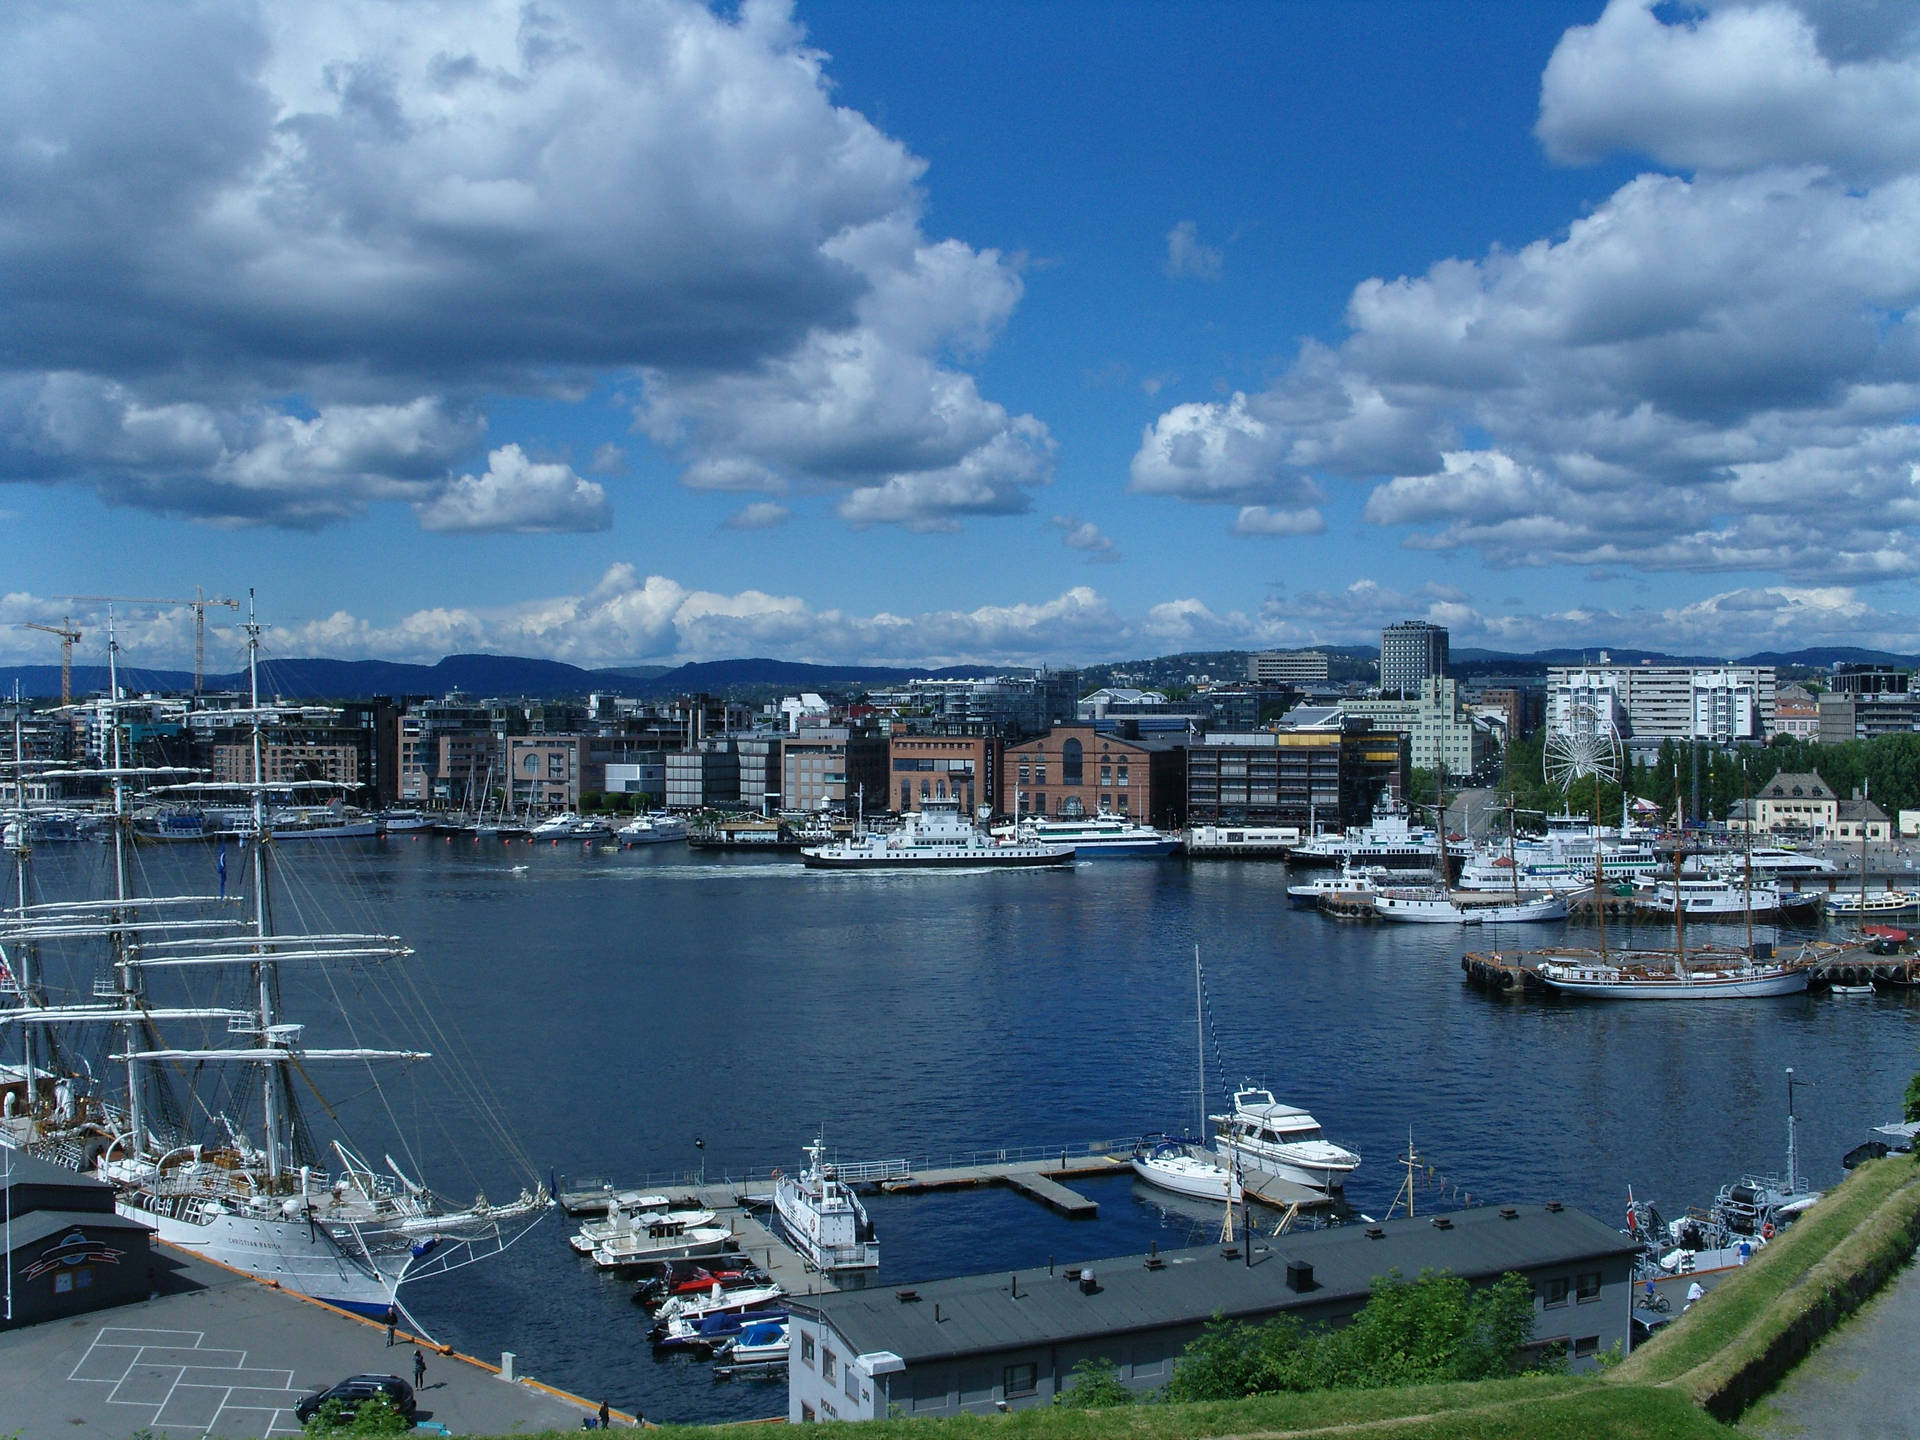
[64,588,240,699]
[19,618,81,706]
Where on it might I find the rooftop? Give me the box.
[796,1203,1638,1364]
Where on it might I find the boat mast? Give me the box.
[1672,780,1687,972]
[1592,783,1607,962]
[1861,778,1870,916]
[103,611,152,1152]
[1194,945,1205,1139]
[1785,1067,1799,1196]
[243,594,288,1182]
[8,699,39,1108]
[1742,761,1754,958]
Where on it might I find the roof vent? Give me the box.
[1062,1266,1083,1282]
[1365,1226,1385,1240]
[1144,1255,1165,1271]
[895,1290,921,1303]
[1430,1216,1453,1230]
[1285,1260,1314,1292]
[1544,1201,1564,1213]
[1498,1207,1519,1221]
[1220,1246,1241,1260]
[1079,1268,1100,1295]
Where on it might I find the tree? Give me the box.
[304,1395,411,1436]
[1057,1356,1136,1408]
[1162,1313,1313,1400]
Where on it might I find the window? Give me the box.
[1543,1277,1570,1308]
[1003,1363,1038,1398]
[801,1404,816,1424]
[1116,765,1129,786]
[1062,739,1083,785]
[1035,764,1048,785]
[1100,765,1111,786]
[1573,1335,1599,1358]
[1019,763,1030,784]
[1575,1271,1602,1302]
[847,1364,862,1401]
[801,1334,816,1368]
[823,1348,837,1382]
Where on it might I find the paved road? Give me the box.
[0,1246,611,1437]
[1746,1255,1920,1440]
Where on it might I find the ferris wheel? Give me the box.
[1544,701,1623,794]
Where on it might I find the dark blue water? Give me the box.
[37,836,1920,1422]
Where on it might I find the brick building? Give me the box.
[999,726,1185,829]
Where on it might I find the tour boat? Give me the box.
[772,1137,879,1270]
[1210,1085,1361,1191]
[0,605,548,1322]
[1285,812,1469,870]
[800,800,1072,870]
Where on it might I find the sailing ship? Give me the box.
[0,600,548,1322]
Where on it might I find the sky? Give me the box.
[3,0,1919,673]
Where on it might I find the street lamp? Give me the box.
[694,1136,706,1187]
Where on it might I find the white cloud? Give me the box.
[1131,1,1920,577]
[723,501,791,531]
[1164,220,1224,281]
[415,444,609,533]
[0,0,1043,533]
[1231,506,1326,537]
[1051,515,1119,561]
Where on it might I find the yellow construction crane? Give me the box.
[64,588,241,698]
[19,618,81,706]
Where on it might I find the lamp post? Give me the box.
[695,1136,706,1187]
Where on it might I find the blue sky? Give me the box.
[2,0,1917,670]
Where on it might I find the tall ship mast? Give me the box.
[0,596,548,1322]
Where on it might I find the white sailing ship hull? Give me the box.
[1130,1152,1241,1203]
[1535,965,1809,999]
[122,1196,400,1316]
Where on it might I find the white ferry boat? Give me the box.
[1210,1086,1360,1191]
[1009,811,1180,857]
[772,1138,879,1270]
[1286,813,1468,870]
[800,800,1072,870]
[1184,824,1299,858]
[1630,872,1822,919]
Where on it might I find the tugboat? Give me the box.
[772,1137,879,1270]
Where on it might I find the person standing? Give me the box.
[598,1400,611,1429]
[413,1348,426,1390]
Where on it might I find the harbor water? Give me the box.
[35,836,1920,1423]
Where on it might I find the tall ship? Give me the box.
[800,800,1073,870]
[0,600,548,1323]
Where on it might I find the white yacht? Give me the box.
[567,1200,709,1254]
[589,1215,736,1269]
[1008,811,1180,857]
[800,800,1072,870]
[1373,887,1569,924]
[1287,864,1387,908]
[616,813,689,845]
[772,1137,879,1270]
[531,812,616,841]
[1210,1086,1360,1191]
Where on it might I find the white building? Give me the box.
[1247,650,1330,685]
[1339,677,1490,776]
[1545,665,1775,753]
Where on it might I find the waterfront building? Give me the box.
[1338,677,1491,777]
[602,757,668,808]
[1248,650,1330,685]
[1772,684,1820,740]
[1817,666,1919,743]
[865,671,1081,740]
[665,741,740,811]
[1379,621,1449,696]
[1750,772,1836,833]
[889,731,999,816]
[999,725,1184,827]
[785,1203,1638,1419]
[1833,793,1892,842]
[1185,719,1406,829]
[508,733,596,814]
[1545,665,1775,754]
[782,725,889,816]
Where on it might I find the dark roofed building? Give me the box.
[2,1151,155,1328]
[787,1203,1638,1421]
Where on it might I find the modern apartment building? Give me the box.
[1817,667,1918,743]
[1247,650,1330,685]
[1339,677,1491,777]
[1185,719,1406,828]
[1379,622,1449,696]
[1545,665,1776,752]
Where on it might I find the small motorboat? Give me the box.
[715,1318,790,1368]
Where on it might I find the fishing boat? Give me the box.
[1210,1085,1361,1191]
[1004,811,1181,857]
[772,1137,879,1270]
[567,1202,710,1255]
[800,799,1072,870]
[0,602,549,1323]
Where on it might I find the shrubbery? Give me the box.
[1163,1269,1548,1402]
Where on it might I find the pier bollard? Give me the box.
[500,1351,516,1382]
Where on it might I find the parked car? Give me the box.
[292,1373,417,1425]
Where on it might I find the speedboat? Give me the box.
[1130,1137,1241,1202]
[1210,1086,1360,1191]
[800,800,1072,871]
[715,1317,790,1367]
[649,1282,786,1342]
[654,1301,788,1352]
[772,1137,879,1270]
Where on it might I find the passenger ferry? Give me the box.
[1006,810,1180,856]
[800,800,1072,870]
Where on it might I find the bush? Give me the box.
[1057,1356,1136,1408]
[1165,1270,1544,1402]
[303,1394,411,1436]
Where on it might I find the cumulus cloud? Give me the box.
[1232,506,1326,537]
[0,0,1046,532]
[1130,0,1920,578]
[415,444,609,533]
[1051,515,1119,561]
[1164,220,1224,281]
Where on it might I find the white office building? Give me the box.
[1545,666,1774,753]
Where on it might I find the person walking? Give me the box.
[413,1348,426,1390]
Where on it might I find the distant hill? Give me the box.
[1736,647,1918,669]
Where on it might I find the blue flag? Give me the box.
[217,845,228,900]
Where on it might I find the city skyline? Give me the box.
[4,1,1918,671]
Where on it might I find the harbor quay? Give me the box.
[0,1242,617,1436]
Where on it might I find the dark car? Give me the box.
[292,1373,417,1425]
